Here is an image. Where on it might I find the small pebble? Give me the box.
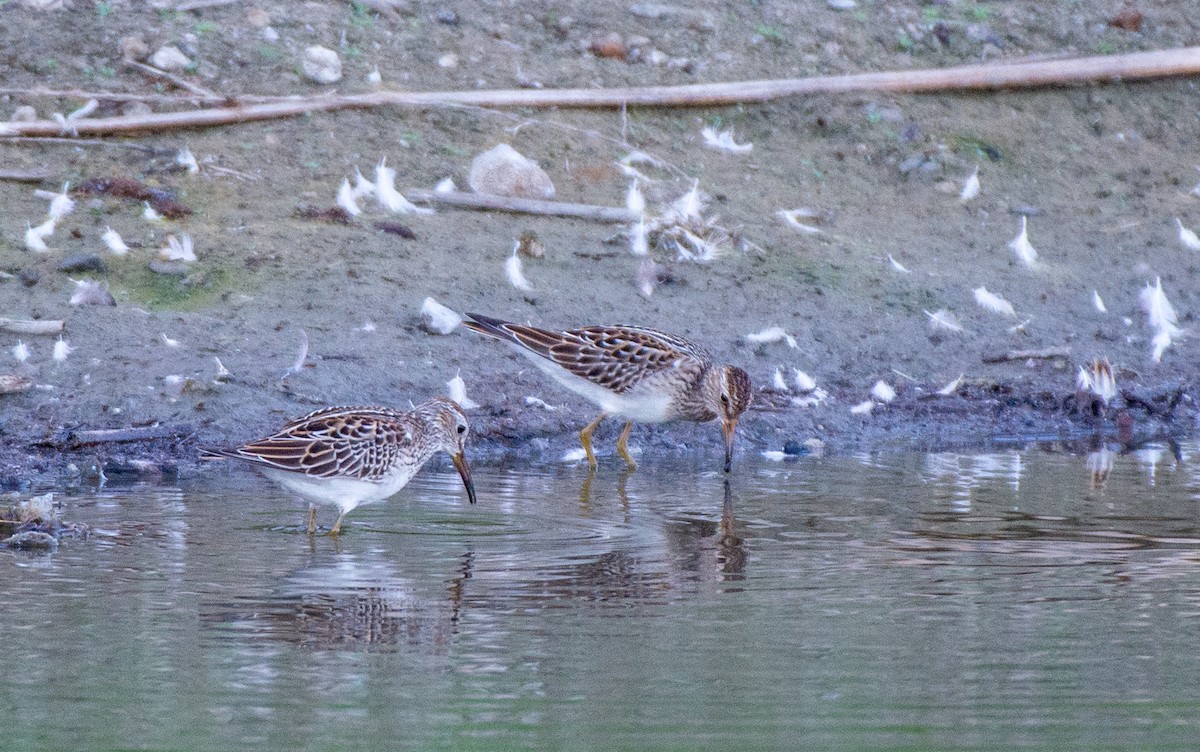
[148,45,192,72]
[435,8,459,24]
[301,45,342,84]
[18,268,39,287]
[2,531,58,551]
[58,254,107,274]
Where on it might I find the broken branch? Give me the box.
[0,319,65,335]
[407,189,637,222]
[1,47,1198,137]
[982,346,1071,364]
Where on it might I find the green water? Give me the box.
[4,443,1200,750]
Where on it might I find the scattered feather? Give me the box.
[772,367,788,391]
[375,157,434,214]
[746,326,797,348]
[701,126,753,154]
[924,308,964,333]
[561,447,590,463]
[353,166,376,198]
[938,374,964,396]
[24,220,52,252]
[142,201,164,222]
[887,254,911,273]
[213,356,233,382]
[159,233,196,262]
[447,372,480,409]
[286,329,309,376]
[336,178,362,217]
[850,400,875,415]
[1176,218,1200,251]
[161,333,181,348]
[668,180,704,223]
[793,369,817,393]
[636,257,659,297]
[505,242,533,291]
[525,396,557,411]
[69,278,115,306]
[434,177,456,194]
[1008,215,1038,268]
[777,209,822,234]
[12,341,30,363]
[629,218,649,257]
[871,380,896,403]
[761,450,789,461]
[357,320,377,332]
[1008,317,1033,335]
[1152,329,1173,363]
[1090,358,1117,405]
[52,336,72,363]
[176,147,199,174]
[959,166,980,203]
[46,182,75,219]
[1093,290,1107,314]
[973,286,1016,317]
[626,182,646,218]
[101,226,130,255]
[366,65,382,85]
[1140,276,1180,336]
[420,297,463,335]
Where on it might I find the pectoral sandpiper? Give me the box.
[201,397,476,535]
[463,313,752,472]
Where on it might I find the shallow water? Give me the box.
[5,441,1200,751]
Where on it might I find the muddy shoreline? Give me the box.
[2,2,1199,486]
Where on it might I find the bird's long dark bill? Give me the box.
[722,419,738,473]
[453,452,478,504]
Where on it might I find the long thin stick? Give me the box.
[982,346,1071,364]
[2,47,1198,137]
[0,319,64,335]
[408,189,637,222]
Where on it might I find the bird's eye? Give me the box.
[720,394,730,405]
[457,424,467,435]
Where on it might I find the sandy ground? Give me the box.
[1,0,1198,485]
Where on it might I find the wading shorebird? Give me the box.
[463,313,752,472]
[201,397,476,535]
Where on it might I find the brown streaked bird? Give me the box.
[463,313,752,472]
[201,397,476,536]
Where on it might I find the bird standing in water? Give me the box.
[463,313,752,471]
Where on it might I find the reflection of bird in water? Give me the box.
[201,397,476,535]
[717,479,747,577]
[205,551,475,652]
[463,313,752,472]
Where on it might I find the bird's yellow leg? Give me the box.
[307,505,317,535]
[579,413,607,469]
[616,420,638,471]
[327,510,348,537]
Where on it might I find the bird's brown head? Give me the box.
[423,397,477,504]
[714,365,752,473]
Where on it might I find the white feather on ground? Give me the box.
[101,226,130,255]
[1140,277,1180,336]
[938,374,964,396]
[973,287,1016,317]
[447,372,480,409]
[176,147,199,174]
[959,166,980,203]
[1176,218,1200,251]
[871,380,896,403]
[12,341,30,363]
[701,126,753,154]
[924,309,964,333]
[52,336,72,363]
[375,157,434,214]
[336,178,362,216]
[1008,216,1038,268]
[746,326,797,348]
[887,254,911,273]
[505,243,533,291]
[777,209,822,234]
[1093,290,1107,314]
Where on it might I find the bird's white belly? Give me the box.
[519,349,674,422]
[262,464,419,514]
